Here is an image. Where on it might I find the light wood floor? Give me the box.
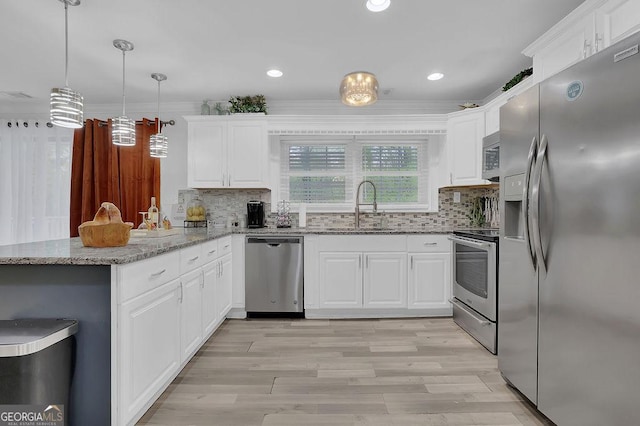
[137,318,551,426]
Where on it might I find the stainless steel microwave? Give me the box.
[482,131,500,181]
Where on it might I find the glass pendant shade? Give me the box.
[150,133,168,158]
[111,116,136,146]
[111,39,135,146]
[340,71,379,107]
[50,87,83,128]
[149,72,168,158]
[50,0,83,129]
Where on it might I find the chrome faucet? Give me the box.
[355,180,377,228]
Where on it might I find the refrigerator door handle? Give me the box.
[531,134,548,274]
[523,136,538,269]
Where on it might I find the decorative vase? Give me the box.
[200,100,210,115]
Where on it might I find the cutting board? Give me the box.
[130,228,182,238]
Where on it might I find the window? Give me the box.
[360,144,421,204]
[281,141,350,205]
[279,137,433,211]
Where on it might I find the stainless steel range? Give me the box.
[449,229,498,354]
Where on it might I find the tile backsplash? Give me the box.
[179,186,499,229]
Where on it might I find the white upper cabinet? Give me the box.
[596,0,640,47]
[185,116,269,189]
[525,0,640,83]
[445,110,487,186]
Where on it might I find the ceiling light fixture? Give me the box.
[111,39,135,146]
[366,0,391,12]
[428,72,444,81]
[340,71,379,107]
[150,73,168,158]
[267,69,283,78]
[50,0,83,129]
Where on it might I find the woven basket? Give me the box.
[78,222,132,248]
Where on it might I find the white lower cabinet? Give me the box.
[318,251,406,309]
[363,253,407,308]
[180,268,203,362]
[407,235,452,315]
[316,236,409,311]
[116,236,233,426]
[201,260,219,337]
[310,234,450,318]
[318,252,362,308]
[408,252,451,310]
[119,278,181,426]
[216,253,233,320]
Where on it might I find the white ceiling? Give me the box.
[1,0,585,110]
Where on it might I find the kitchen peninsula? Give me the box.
[0,230,231,426]
[0,226,457,426]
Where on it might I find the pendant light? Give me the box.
[149,73,168,158]
[111,39,135,146]
[50,0,83,129]
[340,71,379,107]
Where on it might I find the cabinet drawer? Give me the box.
[117,252,180,303]
[318,235,406,252]
[217,236,232,257]
[407,235,450,252]
[201,239,219,264]
[180,245,204,274]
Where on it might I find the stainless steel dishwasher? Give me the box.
[245,236,303,314]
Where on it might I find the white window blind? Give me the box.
[281,142,352,206]
[280,137,431,211]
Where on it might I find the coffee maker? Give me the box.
[247,201,265,228]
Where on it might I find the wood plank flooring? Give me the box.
[137,318,551,426]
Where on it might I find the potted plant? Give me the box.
[228,95,267,114]
[502,67,533,92]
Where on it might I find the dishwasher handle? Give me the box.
[246,237,302,245]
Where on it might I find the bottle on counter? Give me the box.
[148,197,159,230]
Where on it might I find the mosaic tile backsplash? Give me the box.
[180,186,499,230]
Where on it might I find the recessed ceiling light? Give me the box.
[366,0,390,12]
[267,69,283,78]
[427,72,444,81]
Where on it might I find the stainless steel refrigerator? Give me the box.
[499,32,640,426]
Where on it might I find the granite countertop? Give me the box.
[0,226,456,266]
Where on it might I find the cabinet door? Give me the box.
[180,269,203,362]
[217,253,233,320]
[533,14,596,82]
[202,261,219,338]
[484,100,505,136]
[407,253,451,310]
[119,279,181,425]
[596,0,640,49]
[187,121,226,188]
[363,253,407,308]
[227,119,268,188]
[447,111,486,186]
[318,252,362,308]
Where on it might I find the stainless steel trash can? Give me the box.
[0,319,78,421]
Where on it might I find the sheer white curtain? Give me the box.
[0,119,73,246]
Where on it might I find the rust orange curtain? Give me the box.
[70,118,161,236]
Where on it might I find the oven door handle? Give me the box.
[449,299,492,326]
[448,235,492,250]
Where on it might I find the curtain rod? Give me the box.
[97,119,175,127]
[6,120,176,128]
[6,121,54,128]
